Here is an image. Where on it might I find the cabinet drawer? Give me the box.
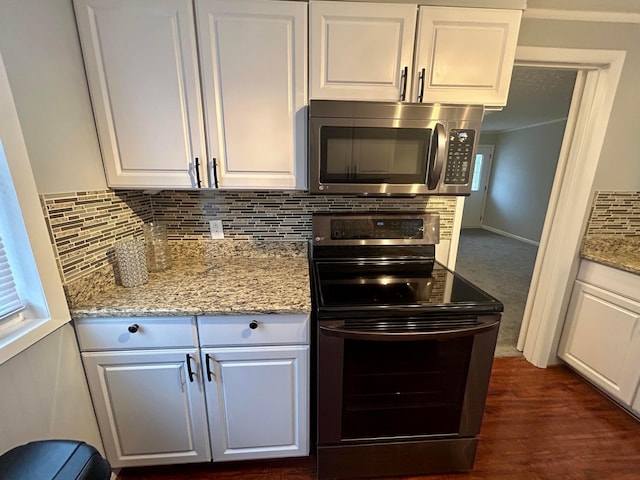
[198,314,309,347]
[75,317,198,351]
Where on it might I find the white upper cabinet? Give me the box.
[309,1,417,101]
[73,0,207,188]
[196,0,307,189]
[74,0,307,190]
[309,1,521,106]
[413,6,521,106]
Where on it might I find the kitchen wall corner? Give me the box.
[40,190,152,284]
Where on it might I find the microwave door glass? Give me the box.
[320,127,431,184]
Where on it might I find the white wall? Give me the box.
[521,3,640,191]
[0,41,103,456]
[0,0,106,194]
[482,120,566,242]
[0,325,103,455]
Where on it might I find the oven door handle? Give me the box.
[319,317,499,341]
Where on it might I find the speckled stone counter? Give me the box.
[580,236,640,276]
[66,240,311,318]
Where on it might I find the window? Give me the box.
[471,153,483,192]
[0,51,70,364]
[0,233,24,321]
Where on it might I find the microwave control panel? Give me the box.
[444,129,476,185]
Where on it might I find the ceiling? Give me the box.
[481,66,577,133]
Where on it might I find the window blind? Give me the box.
[0,234,23,320]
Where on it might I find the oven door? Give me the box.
[316,314,500,445]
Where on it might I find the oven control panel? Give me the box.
[330,218,424,240]
[444,129,476,185]
[312,213,440,246]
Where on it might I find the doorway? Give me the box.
[448,47,626,366]
[456,65,577,357]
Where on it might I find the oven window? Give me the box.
[320,127,430,184]
[341,336,472,439]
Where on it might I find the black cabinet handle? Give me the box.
[194,158,202,188]
[211,158,219,188]
[186,354,195,382]
[205,353,214,381]
[127,324,139,333]
[249,320,259,330]
[399,66,408,101]
[417,68,426,103]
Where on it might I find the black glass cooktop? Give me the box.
[313,260,502,315]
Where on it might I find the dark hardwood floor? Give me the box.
[117,357,640,480]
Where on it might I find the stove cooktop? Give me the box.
[310,212,503,318]
[312,259,503,317]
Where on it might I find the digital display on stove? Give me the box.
[330,218,424,240]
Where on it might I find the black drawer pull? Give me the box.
[249,320,259,330]
[128,324,139,333]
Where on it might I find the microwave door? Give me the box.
[427,123,446,190]
[312,117,433,195]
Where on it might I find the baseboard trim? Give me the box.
[480,225,540,247]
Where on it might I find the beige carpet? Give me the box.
[455,228,538,357]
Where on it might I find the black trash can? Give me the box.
[0,440,111,480]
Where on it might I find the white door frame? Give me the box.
[449,46,626,367]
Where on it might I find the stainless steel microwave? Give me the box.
[309,100,484,196]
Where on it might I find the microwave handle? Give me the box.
[427,123,446,190]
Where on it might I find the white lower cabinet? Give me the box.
[558,261,640,412]
[81,349,211,467]
[202,346,309,461]
[198,314,310,461]
[76,314,309,467]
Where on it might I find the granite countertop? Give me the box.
[580,236,640,276]
[66,240,311,318]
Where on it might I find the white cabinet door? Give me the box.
[309,1,417,101]
[74,0,207,188]
[82,349,211,467]
[196,0,307,189]
[202,345,309,461]
[413,7,521,106]
[558,281,640,405]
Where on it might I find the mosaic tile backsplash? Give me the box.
[585,191,640,237]
[41,189,457,284]
[41,191,152,283]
